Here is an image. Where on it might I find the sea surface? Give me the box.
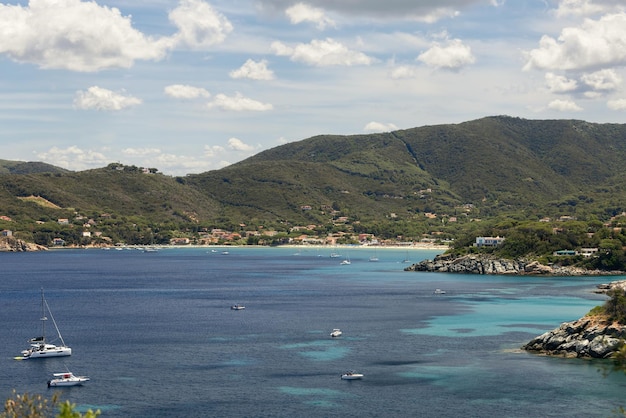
[1,247,626,417]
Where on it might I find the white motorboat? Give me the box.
[20,289,72,359]
[341,371,363,380]
[47,372,89,387]
[231,304,245,310]
[330,329,342,338]
[434,289,446,295]
[340,259,351,265]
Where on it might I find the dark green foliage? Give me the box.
[5,116,626,248]
[602,288,626,324]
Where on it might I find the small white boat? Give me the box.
[434,289,446,295]
[20,289,72,360]
[330,329,342,338]
[47,372,89,387]
[341,371,363,380]
[340,259,351,265]
[230,304,245,310]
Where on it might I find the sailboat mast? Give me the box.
[43,293,67,347]
[40,288,47,342]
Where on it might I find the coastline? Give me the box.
[48,243,450,251]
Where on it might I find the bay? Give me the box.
[1,247,625,417]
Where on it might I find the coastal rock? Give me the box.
[596,280,626,294]
[0,237,47,252]
[522,316,626,358]
[405,254,622,276]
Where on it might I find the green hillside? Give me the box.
[3,116,626,247]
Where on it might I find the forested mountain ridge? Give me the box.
[3,116,626,246]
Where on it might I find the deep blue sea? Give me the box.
[2,247,626,417]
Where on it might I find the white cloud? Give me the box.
[168,0,233,49]
[208,93,273,111]
[548,99,583,111]
[0,0,232,72]
[581,69,622,91]
[364,121,398,132]
[389,65,419,79]
[285,3,335,29]
[164,84,211,99]
[228,137,256,152]
[35,146,108,171]
[229,59,275,80]
[0,0,169,72]
[417,38,475,70]
[74,86,141,111]
[412,8,460,23]
[524,13,626,72]
[545,72,578,93]
[271,38,374,67]
[204,144,226,157]
[554,0,625,17]
[607,98,626,110]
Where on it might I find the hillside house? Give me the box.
[553,250,577,256]
[475,236,505,247]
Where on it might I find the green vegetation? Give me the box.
[4,116,626,255]
[1,391,100,418]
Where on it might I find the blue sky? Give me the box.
[1,0,626,175]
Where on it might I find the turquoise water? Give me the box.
[1,247,624,417]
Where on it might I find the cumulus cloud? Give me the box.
[364,121,398,132]
[208,92,273,111]
[285,3,335,29]
[74,86,141,111]
[417,38,475,70]
[548,99,583,111]
[35,146,108,171]
[545,73,578,93]
[607,98,626,110]
[168,0,233,49]
[524,13,626,72]
[554,0,625,17]
[228,137,256,152]
[581,69,622,91]
[271,38,374,67]
[164,84,211,99]
[0,0,231,72]
[229,59,275,80]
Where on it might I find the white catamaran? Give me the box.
[21,289,72,359]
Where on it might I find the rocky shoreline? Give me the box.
[0,237,47,252]
[405,253,624,276]
[523,280,626,359]
[522,315,626,359]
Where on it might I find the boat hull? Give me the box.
[48,377,89,387]
[341,374,363,380]
[23,345,72,359]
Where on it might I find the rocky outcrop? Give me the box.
[405,253,622,276]
[595,280,626,294]
[0,237,47,252]
[522,316,626,358]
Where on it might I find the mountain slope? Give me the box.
[3,116,626,240]
[188,116,626,222]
